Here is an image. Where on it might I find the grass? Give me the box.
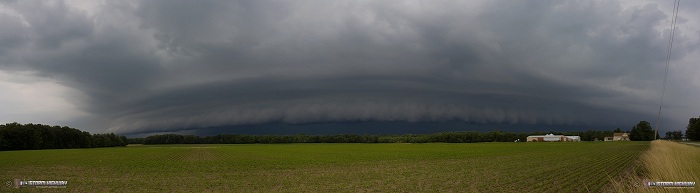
[609,140,700,192]
[0,142,648,192]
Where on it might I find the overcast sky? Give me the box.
[1,0,698,135]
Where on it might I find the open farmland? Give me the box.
[0,142,648,192]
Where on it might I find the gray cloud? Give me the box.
[1,0,698,134]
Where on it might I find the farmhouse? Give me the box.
[527,134,580,142]
[605,132,630,141]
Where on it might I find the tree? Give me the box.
[614,128,622,133]
[664,130,682,140]
[0,123,127,150]
[630,121,655,141]
[0,134,7,149]
[687,117,700,141]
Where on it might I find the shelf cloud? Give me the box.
[1,0,699,134]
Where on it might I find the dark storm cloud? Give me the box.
[1,0,698,134]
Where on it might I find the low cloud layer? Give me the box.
[1,0,699,134]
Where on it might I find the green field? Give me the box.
[0,142,648,192]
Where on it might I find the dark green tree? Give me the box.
[687,117,700,141]
[629,121,655,141]
[0,133,7,149]
[665,130,683,140]
[0,123,126,150]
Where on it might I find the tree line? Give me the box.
[135,119,700,144]
[0,122,127,151]
[629,117,700,141]
[3,118,697,149]
[136,130,624,144]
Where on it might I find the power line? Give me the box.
[655,0,681,140]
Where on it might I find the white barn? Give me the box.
[527,134,580,142]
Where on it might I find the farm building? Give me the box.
[565,136,580,141]
[527,134,580,142]
[605,132,630,141]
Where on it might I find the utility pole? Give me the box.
[655,0,680,141]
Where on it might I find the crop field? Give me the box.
[0,142,648,192]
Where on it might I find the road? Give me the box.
[679,142,700,147]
